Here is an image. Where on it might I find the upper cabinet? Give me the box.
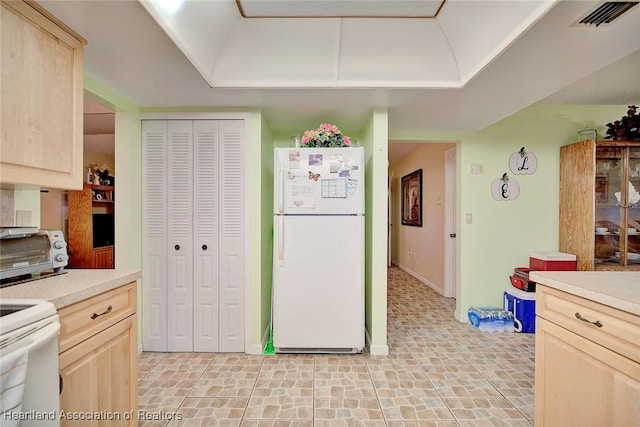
[560,139,640,270]
[1,0,86,189]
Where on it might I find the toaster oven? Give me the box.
[0,227,69,281]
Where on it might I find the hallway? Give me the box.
[138,266,535,426]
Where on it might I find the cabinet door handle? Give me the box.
[202,244,208,251]
[175,244,180,251]
[59,374,63,395]
[575,312,603,328]
[91,305,113,320]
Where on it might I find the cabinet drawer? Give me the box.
[537,285,640,363]
[58,282,136,352]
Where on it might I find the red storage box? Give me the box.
[510,267,536,292]
[529,251,576,271]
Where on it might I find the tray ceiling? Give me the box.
[235,0,445,18]
[139,0,557,88]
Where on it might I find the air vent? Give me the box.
[577,1,639,26]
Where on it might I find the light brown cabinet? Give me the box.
[67,184,115,268]
[560,139,640,270]
[1,0,86,189]
[94,246,115,269]
[58,282,138,427]
[535,284,640,427]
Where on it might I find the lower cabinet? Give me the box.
[94,246,114,269]
[535,285,640,426]
[58,282,137,426]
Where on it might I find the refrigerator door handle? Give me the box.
[277,216,284,266]
[278,164,285,214]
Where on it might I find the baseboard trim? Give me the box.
[365,328,389,356]
[395,262,445,296]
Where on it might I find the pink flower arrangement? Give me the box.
[301,123,352,147]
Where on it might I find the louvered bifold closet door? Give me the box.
[218,120,245,352]
[167,120,194,351]
[193,120,220,352]
[142,120,168,351]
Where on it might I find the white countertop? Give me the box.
[0,269,141,309]
[530,271,640,316]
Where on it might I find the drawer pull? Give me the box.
[91,305,113,320]
[575,312,603,328]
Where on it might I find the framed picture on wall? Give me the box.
[401,169,422,227]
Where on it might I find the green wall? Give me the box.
[391,104,630,321]
[362,109,390,354]
[256,115,274,352]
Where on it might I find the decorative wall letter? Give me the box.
[509,147,537,175]
[491,173,520,201]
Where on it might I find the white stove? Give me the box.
[0,299,60,426]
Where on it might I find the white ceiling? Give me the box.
[41,0,640,156]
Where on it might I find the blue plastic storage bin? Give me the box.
[504,288,536,333]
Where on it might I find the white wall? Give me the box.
[389,143,455,294]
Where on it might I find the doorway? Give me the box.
[444,147,457,299]
[41,97,116,268]
[388,141,457,298]
[64,98,116,269]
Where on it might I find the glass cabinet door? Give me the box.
[628,146,640,265]
[594,146,624,267]
[595,145,640,267]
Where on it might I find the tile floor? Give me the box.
[138,266,535,426]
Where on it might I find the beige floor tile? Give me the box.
[240,421,313,427]
[386,422,460,427]
[261,354,314,368]
[444,397,531,426]
[379,396,455,421]
[251,379,313,397]
[315,370,377,398]
[431,378,503,398]
[243,395,313,419]
[315,398,385,426]
[315,354,367,367]
[372,379,440,398]
[188,370,259,398]
[166,397,247,427]
[139,266,536,425]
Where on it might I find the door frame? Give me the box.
[444,146,457,299]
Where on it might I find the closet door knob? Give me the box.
[202,244,208,251]
[174,245,180,250]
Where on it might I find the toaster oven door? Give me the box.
[0,235,51,280]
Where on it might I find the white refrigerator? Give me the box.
[273,146,365,353]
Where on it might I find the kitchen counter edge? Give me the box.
[0,269,141,309]
[530,270,640,316]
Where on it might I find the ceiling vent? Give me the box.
[577,1,639,26]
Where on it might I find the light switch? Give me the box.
[469,163,484,174]
[465,213,473,224]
